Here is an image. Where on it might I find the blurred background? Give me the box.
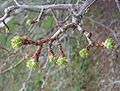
[0,0,120,91]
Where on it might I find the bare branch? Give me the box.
[19,70,32,91]
[115,0,120,12]
[77,0,96,16]
[0,0,96,28]
[13,0,20,6]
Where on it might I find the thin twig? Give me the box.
[36,8,44,22]
[19,70,32,91]
[0,58,25,74]
[115,0,120,12]
[13,0,20,6]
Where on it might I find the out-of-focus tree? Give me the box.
[0,0,120,91]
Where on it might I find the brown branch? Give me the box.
[23,23,76,46]
[0,0,97,64]
[32,45,43,61]
[58,43,65,57]
[0,43,10,52]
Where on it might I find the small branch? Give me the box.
[36,8,44,22]
[76,0,96,16]
[84,31,92,45]
[86,17,119,46]
[3,20,9,31]
[32,45,43,61]
[115,0,120,12]
[16,4,78,10]
[77,24,104,49]
[13,0,20,6]
[0,0,96,27]
[23,23,76,46]
[58,43,65,57]
[0,5,19,22]
[77,25,92,44]
[19,70,32,91]
[51,9,58,24]
[0,44,10,52]
[0,58,25,74]
[49,41,55,56]
[40,65,54,91]
[51,28,64,39]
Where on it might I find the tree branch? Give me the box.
[0,0,96,28]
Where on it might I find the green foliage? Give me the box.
[7,18,19,32]
[34,73,43,90]
[79,48,91,58]
[0,34,7,45]
[41,15,55,30]
[11,36,23,49]
[0,0,118,91]
[104,38,116,49]
[0,34,11,48]
[26,58,38,70]
[48,56,57,64]
[56,57,68,66]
